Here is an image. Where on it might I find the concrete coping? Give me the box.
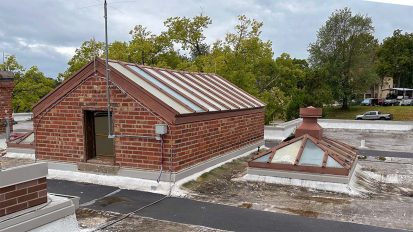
[0,162,48,188]
[265,119,301,130]
[265,119,413,132]
[0,194,76,232]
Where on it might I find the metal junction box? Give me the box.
[155,124,168,135]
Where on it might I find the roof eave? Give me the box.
[174,107,264,124]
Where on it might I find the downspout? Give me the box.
[156,135,164,183]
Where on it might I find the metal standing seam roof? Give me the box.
[108,60,265,115]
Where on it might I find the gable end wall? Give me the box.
[34,73,264,172]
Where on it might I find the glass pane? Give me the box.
[254,154,270,163]
[109,62,190,114]
[271,140,302,164]
[298,140,324,166]
[127,65,204,112]
[326,156,343,168]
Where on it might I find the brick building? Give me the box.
[0,71,14,133]
[33,58,264,180]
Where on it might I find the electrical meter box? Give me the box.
[155,124,168,135]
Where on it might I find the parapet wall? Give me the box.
[0,163,48,217]
[265,119,413,141]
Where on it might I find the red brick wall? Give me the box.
[0,178,47,217]
[35,74,170,168]
[34,74,264,172]
[171,112,264,170]
[0,80,14,133]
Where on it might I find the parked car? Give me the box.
[383,99,399,106]
[360,98,383,106]
[400,99,413,106]
[355,111,392,120]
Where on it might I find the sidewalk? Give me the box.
[47,179,404,232]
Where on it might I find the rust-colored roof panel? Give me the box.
[32,58,265,123]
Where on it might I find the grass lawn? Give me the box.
[324,105,413,121]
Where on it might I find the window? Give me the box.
[271,140,302,164]
[298,140,324,166]
[128,65,204,112]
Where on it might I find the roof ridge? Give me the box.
[108,58,218,76]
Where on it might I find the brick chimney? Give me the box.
[0,71,14,133]
[295,107,323,139]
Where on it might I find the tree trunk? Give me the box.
[341,97,349,110]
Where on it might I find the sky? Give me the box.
[0,0,412,78]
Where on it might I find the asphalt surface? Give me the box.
[47,179,404,232]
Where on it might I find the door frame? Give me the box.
[83,110,96,161]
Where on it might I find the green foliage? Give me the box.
[205,15,274,96]
[13,66,57,112]
[377,29,413,88]
[56,9,395,123]
[260,87,290,123]
[308,8,378,109]
[58,38,104,81]
[164,15,212,58]
[108,41,129,62]
[127,25,179,66]
[0,55,24,73]
[1,56,57,112]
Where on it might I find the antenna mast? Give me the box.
[104,0,113,138]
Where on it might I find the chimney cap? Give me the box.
[0,71,14,80]
[299,106,322,118]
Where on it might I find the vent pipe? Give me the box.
[295,107,323,139]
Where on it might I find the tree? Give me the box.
[308,8,378,109]
[164,15,212,58]
[0,55,24,74]
[13,66,57,112]
[260,87,290,123]
[377,29,413,88]
[203,15,274,95]
[1,56,57,112]
[58,14,322,123]
[108,41,130,62]
[128,25,179,66]
[58,38,104,81]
